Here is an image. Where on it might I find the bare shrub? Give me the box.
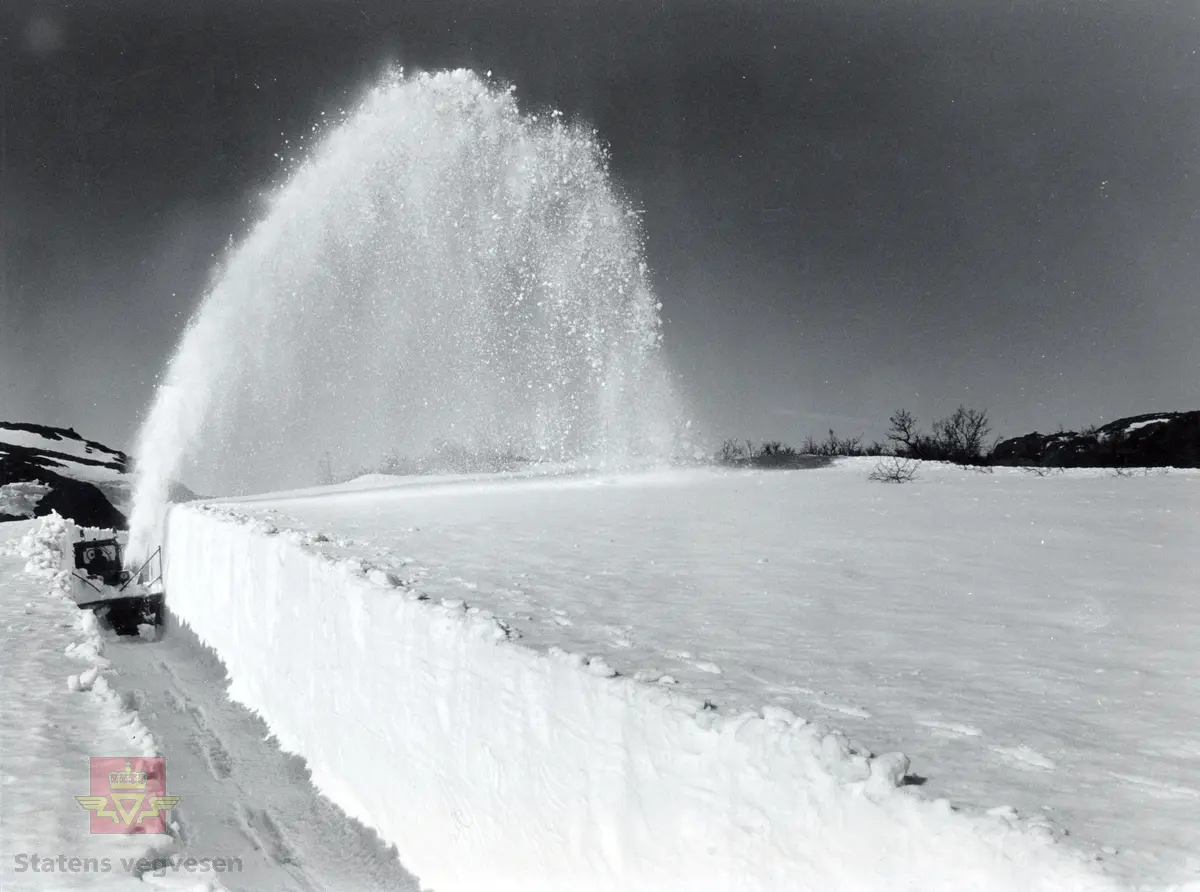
[869,456,919,483]
[887,406,992,464]
[715,439,786,465]
[758,440,798,458]
[715,432,882,467]
[716,439,752,464]
[802,429,866,457]
[933,405,992,462]
[886,409,921,454]
[1025,465,1065,477]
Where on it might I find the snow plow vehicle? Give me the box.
[72,533,164,635]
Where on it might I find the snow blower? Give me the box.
[73,534,164,635]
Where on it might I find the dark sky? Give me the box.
[3,0,1198,452]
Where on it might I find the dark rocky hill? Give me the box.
[992,411,1200,468]
[0,422,129,528]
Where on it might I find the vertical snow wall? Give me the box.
[164,505,1118,892]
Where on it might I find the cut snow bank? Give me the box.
[164,504,1121,892]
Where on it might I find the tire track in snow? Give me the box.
[235,803,312,890]
[916,719,984,738]
[161,669,234,781]
[105,615,419,892]
[155,651,318,891]
[1110,772,1200,801]
[989,744,1057,772]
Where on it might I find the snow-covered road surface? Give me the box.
[1,519,162,891]
[1,518,417,892]
[218,460,1200,888]
[101,616,419,892]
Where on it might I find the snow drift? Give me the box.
[162,503,1119,892]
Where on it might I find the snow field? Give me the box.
[163,501,1123,892]
[218,461,1200,886]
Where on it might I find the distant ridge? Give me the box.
[0,422,129,528]
[992,410,1200,468]
[0,421,128,471]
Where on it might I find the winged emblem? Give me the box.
[75,795,117,822]
[145,796,181,816]
[76,794,180,825]
[78,757,179,833]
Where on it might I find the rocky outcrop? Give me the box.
[0,422,128,472]
[17,468,127,528]
[0,423,129,528]
[992,411,1200,468]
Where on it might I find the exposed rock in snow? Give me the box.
[991,410,1200,468]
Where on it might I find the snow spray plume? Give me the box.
[128,69,680,560]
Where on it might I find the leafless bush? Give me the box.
[1024,465,1065,477]
[1108,468,1166,482]
[1108,466,1157,478]
[802,429,866,457]
[716,439,752,464]
[869,456,919,483]
[887,406,993,464]
[715,439,801,465]
[758,440,798,458]
[886,409,921,454]
[934,406,992,461]
[714,431,887,467]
